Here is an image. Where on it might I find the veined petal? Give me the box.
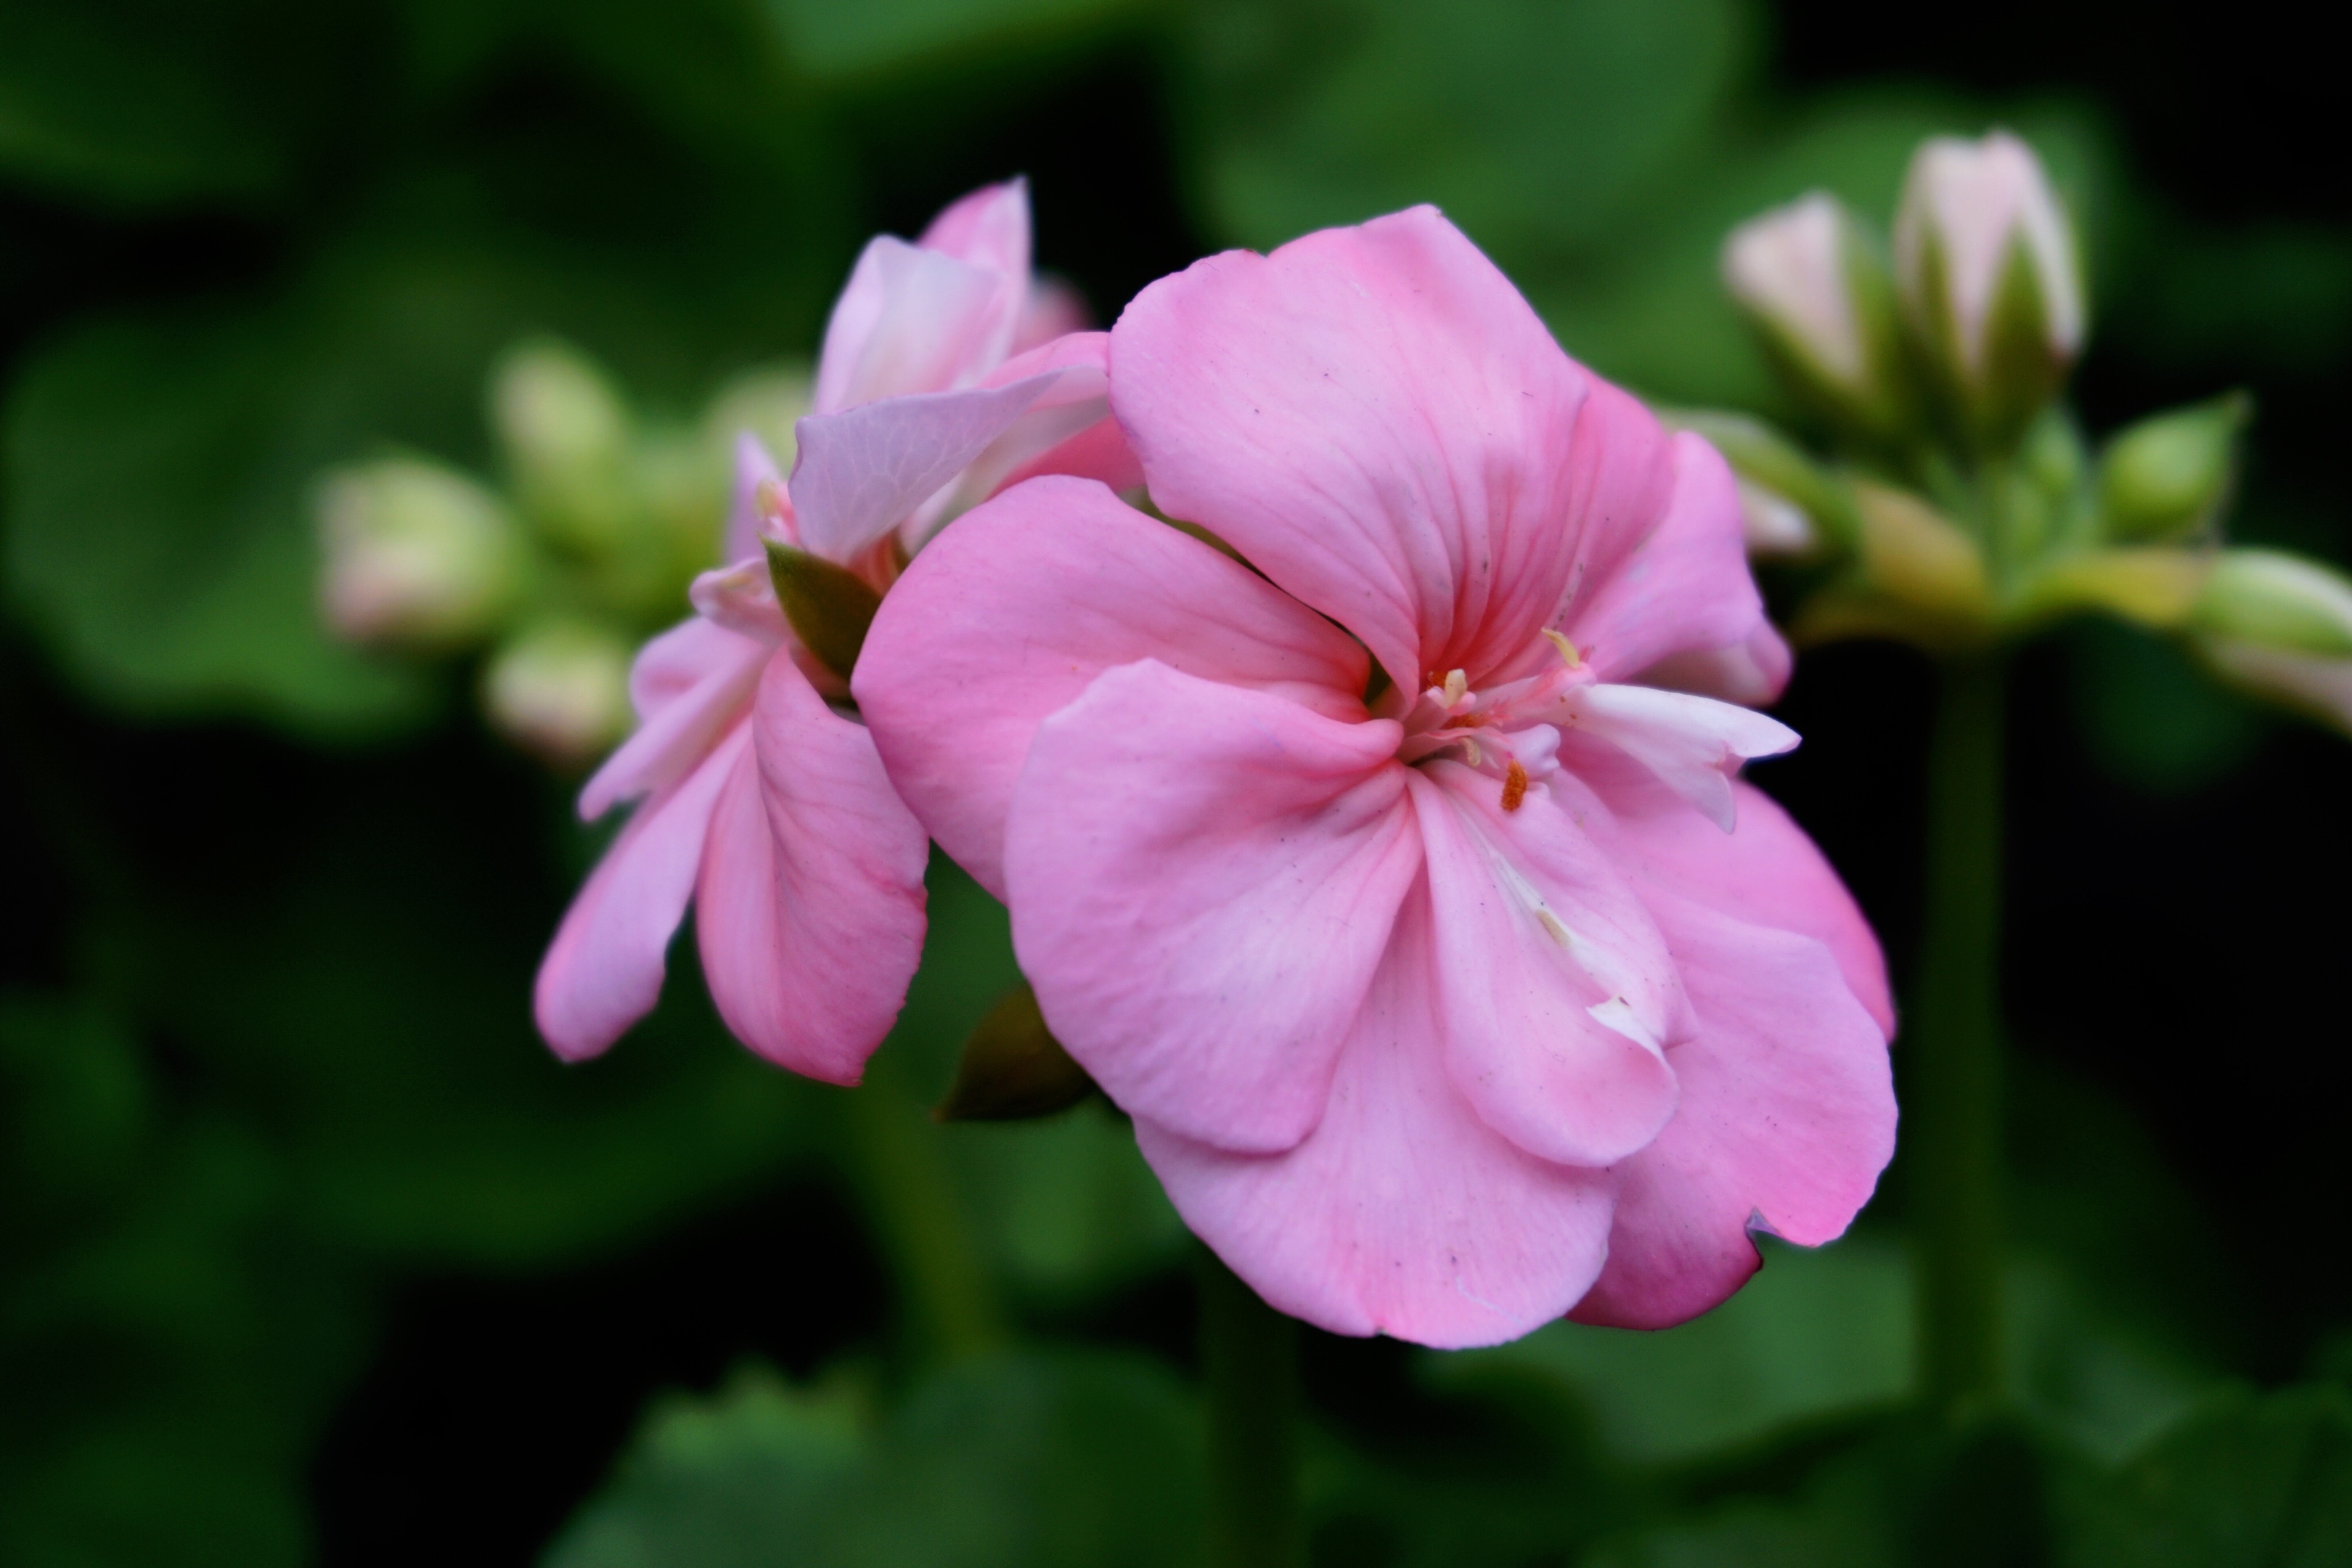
[1005,661,1420,1155]
[1135,883,1617,1349]
[536,724,743,1061]
[814,237,1007,415]
[905,334,1127,547]
[1571,889,1895,1328]
[1559,428,1768,687]
[1414,765,1683,1169]
[722,430,788,566]
[789,373,1061,562]
[1111,205,1599,692]
[579,619,768,820]
[695,653,930,1083]
[855,476,1368,897]
[1561,683,1798,832]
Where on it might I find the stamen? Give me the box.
[1462,737,1485,767]
[1542,629,1583,668]
[1501,759,1528,812]
[1442,669,1469,705]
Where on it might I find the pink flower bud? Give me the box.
[481,619,634,764]
[316,458,520,646]
[1724,194,1866,391]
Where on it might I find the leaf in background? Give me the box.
[1177,0,1746,264]
[763,0,1140,80]
[2051,1385,2352,1567]
[544,1350,1204,1568]
[942,1103,1188,1304]
[2065,618,2265,795]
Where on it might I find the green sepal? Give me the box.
[764,539,882,682]
[934,984,1099,1122]
[2098,391,2252,542]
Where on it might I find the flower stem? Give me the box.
[846,1050,1008,1366]
[1912,653,2008,1410]
[1198,1247,1304,1568]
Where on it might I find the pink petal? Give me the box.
[1413,764,1683,1168]
[536,724,744,1061]
[1632,621,1794,707]
[854,475,1369,897]
[1004,660,1421,1155]
[578,619,768,820]
[917,177,1031,279]
[687,558,788,645]
[813,237,1009,415]
[695,653,931,1084]
[1560,683,1799,833]
[789,372,1062,562]
[1591,756,1894,1037]
[1013,275,1092,354]
[901,333,1127,546]
[1135,883,1617,1349]
[1110,205,1603,691]
[722,431,788,565]
[1561,430,1768,686]
[1569,889,1895,1329]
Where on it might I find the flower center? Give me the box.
[1388,632,1593,811]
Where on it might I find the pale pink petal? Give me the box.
[1632,621,1794,707]
[989,412,1143,497]
[855,476,1369,897]
[789,372,1061,561]
[1413,764,1683,1168]
[1559,683,1799,832]
[536,724,745,1061]
[722,431,788,565]
[917,177,1031,279]
[1569,890,1895,1328]
[813,238,1006,415]
[687,558,788,645]
[1110,205,1601,690]
[1593,761,1894,1039]
[1013,274,1091,354]
[1562,430,1768,686]
[980,330,1110,402]
[1135,884,1617,1348]
[1004,661,1421,1154]
[579,620,768,820]
[694,653,931,1084]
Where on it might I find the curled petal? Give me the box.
[1560,683,1798,832]
[1571,891,1895,1328]
[856,476,1368,897]
[814,238,1008,415]
[1136,884,1618,1349]
[695,653,930,1083]
[579,619,767,820]
[1563,429,1768,686]
[536,725,744,1061]
[1005,661,1421,1154]
[1415,765,1683,1169]
[1111,205,1601,691]
[790,374,1062,562]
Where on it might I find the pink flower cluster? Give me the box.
[536,186,1896,1348]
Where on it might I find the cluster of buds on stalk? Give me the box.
[1695,129,2352,732]
[314,341,810,762]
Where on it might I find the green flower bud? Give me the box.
[2098,393,2250,542]
[1722,192,1914,444]
[492,340,635,550]
[1654,407,1858,557]
[315,457,522,647]
[2190,549,2352,657]
[481,618,634,765]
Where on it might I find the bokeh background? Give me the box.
[4,1,2348,1564]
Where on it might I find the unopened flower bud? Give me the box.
[492,340,634,549]
[1894,131,2084,444]
[2189,550,2352,657]
[1657,407,1856,557]
[481,618,634,765]
[2099,393,2250,542]
[1723,192,1909,439]
[316,458,521,646]
[2196,640,2352,738]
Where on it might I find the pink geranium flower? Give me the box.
[534,179,1134,1081]
[856,206,1895,1346]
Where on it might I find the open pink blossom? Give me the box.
[856,206,1895,1346]
[534,179,1132,1080]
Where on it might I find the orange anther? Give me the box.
[1501,759,1529,812]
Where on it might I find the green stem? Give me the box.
[1198,1248,1303,1568]
[846,1050,1008,1366]
[1912,653,2008,1410]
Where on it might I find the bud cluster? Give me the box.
[1698,128,2352,735]
[313,341,810,762]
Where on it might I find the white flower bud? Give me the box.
[317,458,521,646]
[481,619,634,765]
[492,340,634,550]
[1895,131,2084,439]
[1723,193,1911,440]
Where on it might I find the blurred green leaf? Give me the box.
[2065,618,2264,795]
[764,0,1138,79]
[1179,0,1745,261]
[2052,1385,2352,1567]
[545,1349,1205,1568]
[944,1102,1187,1303]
